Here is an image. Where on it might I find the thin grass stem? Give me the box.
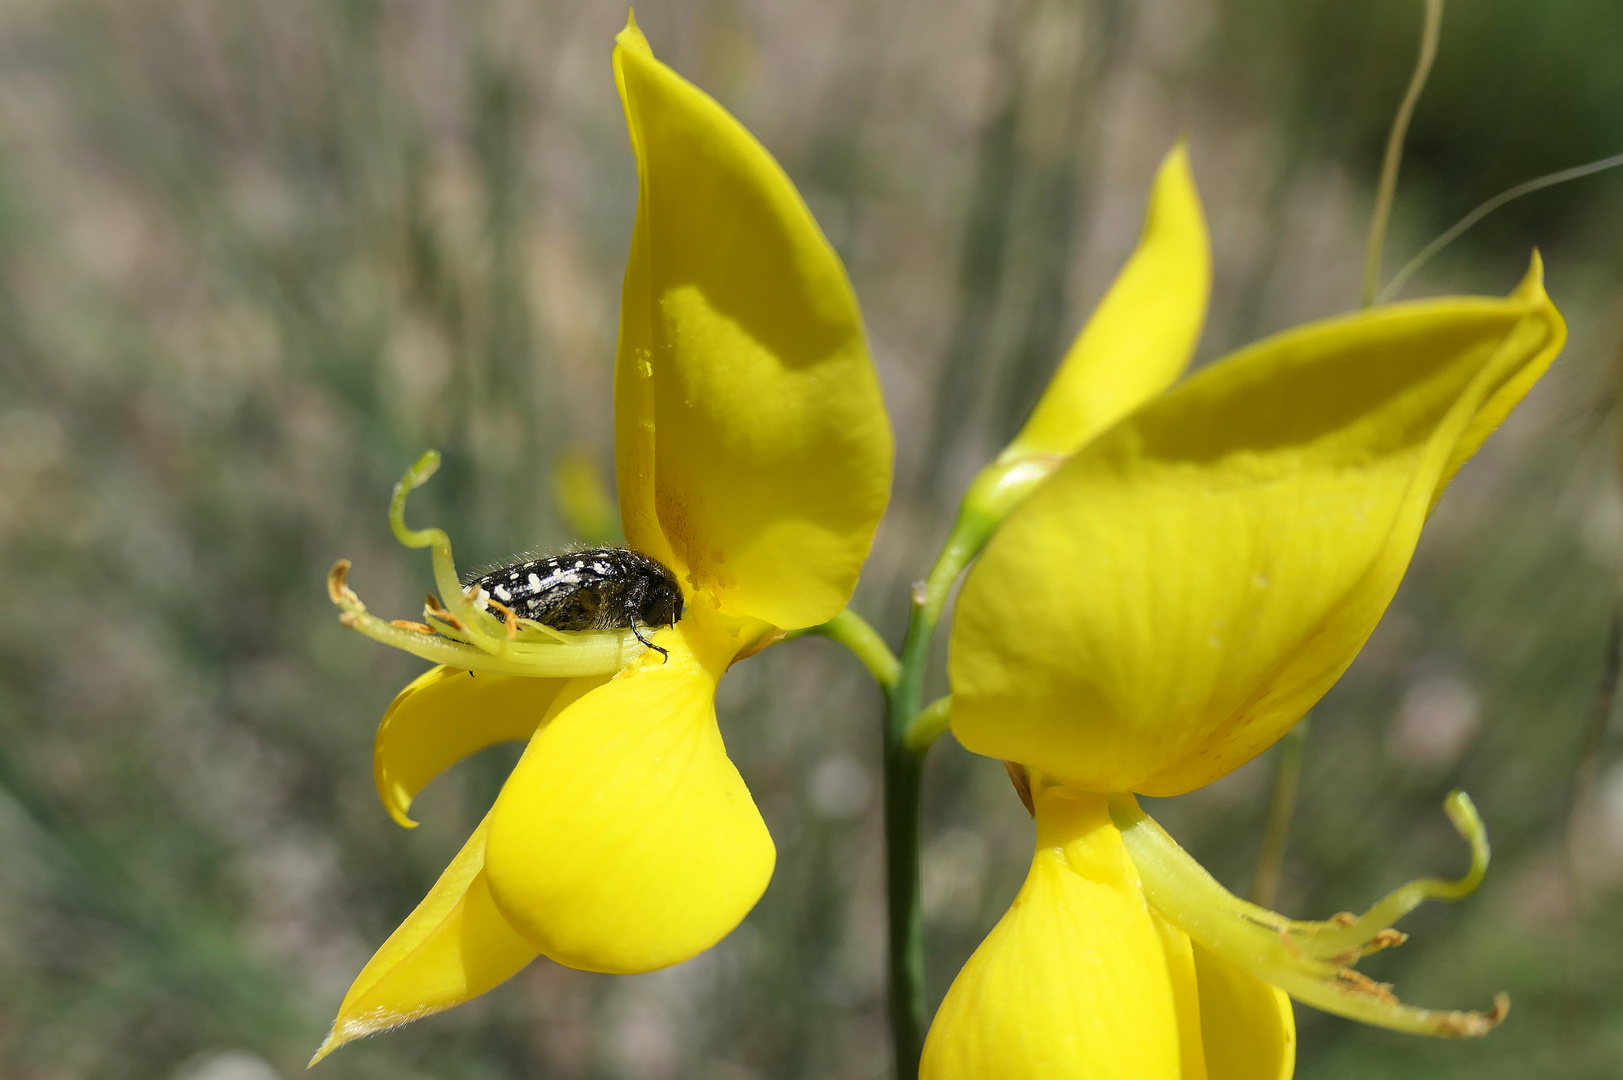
[1251,716,1309,908]
[1362,0,1444,308]
[1378,150,1623,302]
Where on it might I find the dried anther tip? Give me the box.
[423,593,468,632]
[327,560,363,609]
[1004,762,1036,818]
[1337,969,1398,1004]
[1432,993,1510,1037]
[485,597,520,640]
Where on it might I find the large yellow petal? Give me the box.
[483,615,774,973]
[919,785,1183,1080]
[950,258,1565,795]
[612,18,893,630]
[1191,944,1296,1080]
[373,666,605,828]
[311,816,537,1064]
[1005,143,1209,462]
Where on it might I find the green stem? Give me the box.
[1251,717,1309,908]
[804,499,997,1079]
[801,608,901,689]
[1361,0,1443,308]
[880,509,992,1080]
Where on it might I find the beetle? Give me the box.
[463,546,684,660]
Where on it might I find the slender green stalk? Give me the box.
[878,583,954,1078]
[1251,717,1309,908]
[802,608,901,689]
[1378,149,1623,302]
[1361,0,1443,308]
[806,496,1001,1077]
[907,696,953,754]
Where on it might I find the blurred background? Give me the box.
[1,0,1621,1076]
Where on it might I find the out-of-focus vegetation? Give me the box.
[0,1,1620,1077]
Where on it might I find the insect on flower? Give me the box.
[464,548,685,660]
[310,14,893,1063]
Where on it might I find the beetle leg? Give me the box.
[629,619,669,662]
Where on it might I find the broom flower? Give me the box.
[926,151,1564,1078]
[314,15,891,1061]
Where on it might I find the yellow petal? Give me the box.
[311,816,537,1064]
[483,616,774,973]
[373,666,605,828]
[612,18,893,630]
[919,785,1183,1080]
[1153,912,1210,1080]
[1005,142,1209,462]
[950,257,1565,794]
[1191,944,1296,1080]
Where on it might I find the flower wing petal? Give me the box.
[950,259,1564,794]
[483,625,774,973]
[920,788,1182,1080]
[612,19,893,630]
[374,666,605,827]
[311,816,536,1064]
[1191,943,1296,1080]
[1006,143,1209,461]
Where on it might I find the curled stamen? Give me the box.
[1109,791,1507,1038]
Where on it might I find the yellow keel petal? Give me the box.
[373,666,604,827]
[484,623,774,973]
[1192,944,1296,1080]
[312,816,537,1063]
[920,786,1182,1080]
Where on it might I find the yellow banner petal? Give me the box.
[311,816,537,1064]
[483,617,774,973]
[373,666,606,828]
[612,18,893,631]
[1191,944,1296,1080]
[920,786,1183,1080]
[1005,143,1209,462]
[950,258,1564,794]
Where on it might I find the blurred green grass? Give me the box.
[0,1,1620,1077]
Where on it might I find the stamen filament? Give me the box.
[1108,791,1506,1038]
[327,559,643,679]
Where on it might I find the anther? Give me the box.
[1337,969,1398,1004]
[327,560,364,609]
[424,594,467,632]
[390,620,435,634]
[1003,761,1036,818]
[485,597,520,640]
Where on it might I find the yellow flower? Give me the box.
[314,15,892,1061]
[926,153,1565,1079]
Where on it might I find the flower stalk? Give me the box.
[806,507,992,1080]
